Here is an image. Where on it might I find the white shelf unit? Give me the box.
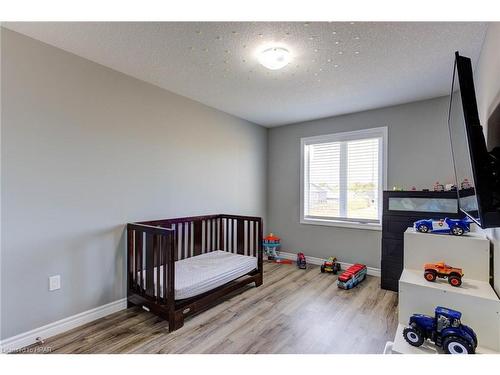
[399,269,500,351]
[404,228,490,281]
[390,228,500,353]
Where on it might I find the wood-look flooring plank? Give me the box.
[21,262,397,354]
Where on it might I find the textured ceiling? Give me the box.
[3,22,488,127]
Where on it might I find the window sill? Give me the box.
[300,218,382,231]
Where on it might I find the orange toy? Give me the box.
[424,262,464,287]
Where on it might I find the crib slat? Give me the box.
[127,227,134,290]
[225,219,229,252]
[206,220,210,252]
[178,223,183,260]
[219,218,224,250]
[184,222,188,258]
[232,219,235,252]
[194,220,202,256]
[186,222,191,258]
[155,235,161,302]
[135,230,143,294]
[166,230,175,304]
[179,223,183,260]
[237,219,244,255]
[212,219,215,250]
[162,232,168,304]
[202,220,206,253]
[183,222,187,258]
[205,220,210,252]
[245,221,250,256]
[145,233,154,297]
[253,221,257,257]
[258,220,263,262]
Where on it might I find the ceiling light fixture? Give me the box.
[258,47,291,70]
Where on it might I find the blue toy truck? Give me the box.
[403,306,477,354]
[414,217,471,236]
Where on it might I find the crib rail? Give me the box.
[127,223,175,304]
[138,214,262,261]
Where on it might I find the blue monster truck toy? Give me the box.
[403,306,477,354]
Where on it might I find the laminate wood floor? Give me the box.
[24,262,398,354]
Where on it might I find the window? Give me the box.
[300,127,387,230]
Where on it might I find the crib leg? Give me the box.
[127,299,135,309]
[255,273,263,287]
[169,311,184,332]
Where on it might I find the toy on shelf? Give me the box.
[433,181,445,192]
[460,179,472,190]
[424,262,464,287]
[413,217,471,236]
[296,253,307,269]
[402,306,477,354]
[263,233,280,260]
[445,183,457,192]
[337,264,367,289]
[320,257,341,274]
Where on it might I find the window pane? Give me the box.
[346,138,379,220]
[307,142,340,218]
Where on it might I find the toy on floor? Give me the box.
[424,262,463,287]
[403,306,477,354]
[263,233,280,260]
[272,257,293,265]
[296,252,307,269]
[413,217,471,236]
[337,263,367,289]
[320,257,341,274]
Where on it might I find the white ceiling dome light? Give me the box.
[258,47,291,70]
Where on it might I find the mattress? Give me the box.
[139,250,257,300]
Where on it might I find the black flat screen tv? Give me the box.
[448,52,500,228]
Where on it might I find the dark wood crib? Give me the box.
[127,214,263,331]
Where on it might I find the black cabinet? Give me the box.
[381,191,461,291]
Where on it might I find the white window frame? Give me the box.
[300,126,388,231]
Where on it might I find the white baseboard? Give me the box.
[0,298,127,353]
[278,251,381,277]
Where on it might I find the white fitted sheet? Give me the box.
[139,250,257,300]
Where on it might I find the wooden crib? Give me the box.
[127,214,263,331]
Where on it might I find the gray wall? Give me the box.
[0,29,267,339]
[267,97,454,267]
[474,23,500,295]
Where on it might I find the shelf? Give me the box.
[399,268,500,351]
[391,324,498,354]
[395,224,500,353]
[404,228,490,282]
[400,269,498,301]
[405,227,487,240]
